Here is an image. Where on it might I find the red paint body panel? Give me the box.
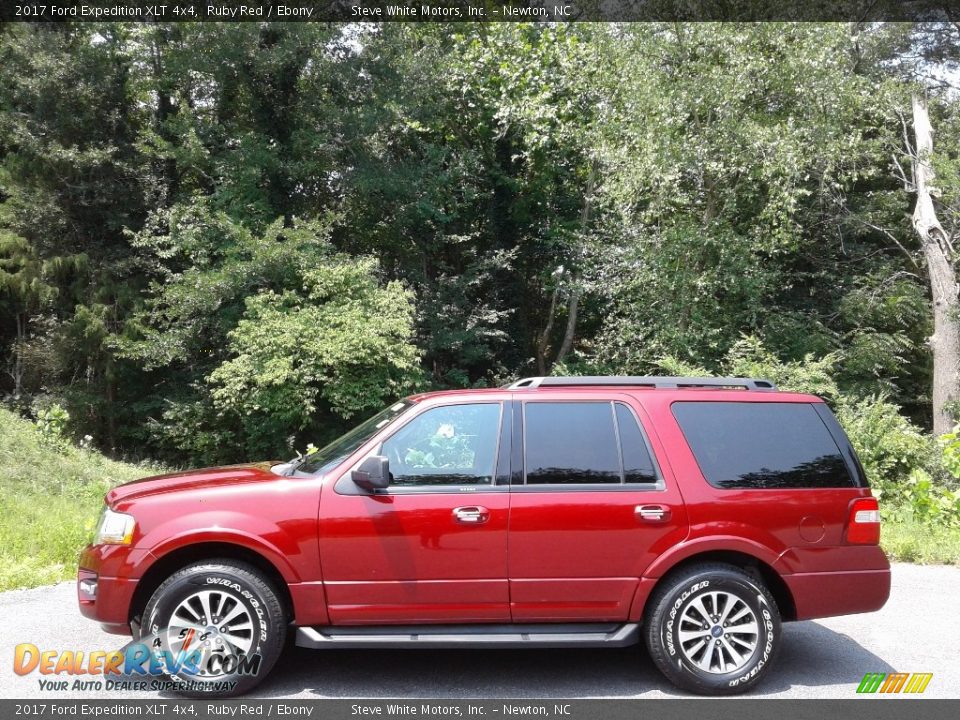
[323,580,509,624]
[509,578,639,621]
[508,491,688,620]
[628,577,660,622]
[80,465,328,629]
[318,491,510,624]
[507,392,688,621]
[639,392,866,555]
[77,384,890,636]
[773,544,891,574]
[784,568,891,619]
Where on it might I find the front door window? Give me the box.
[380,403,502,486]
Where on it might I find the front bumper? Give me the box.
[77,544,153,635]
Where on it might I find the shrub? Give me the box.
[834,396,932,489]
[879,468,960,528]
[33,402,70,449]
[939,426,960,479]
[657,336,842,399]
[724,336,842,402]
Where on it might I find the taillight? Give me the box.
[846,497,881,544]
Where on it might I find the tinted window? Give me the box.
[672,402,854,489]
[381,403,502,486]
[616,403,658,484]
[524,402,621,484]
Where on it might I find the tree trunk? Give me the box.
[150,26,180,206]
[536,282,560,375]
[553,164,595,369]
[536,164,595,375]
[555,284,579,367]
[912,94,960,435]
[13,312,24,399]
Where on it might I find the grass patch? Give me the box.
[0,407,164,591]
[882,519,960,565]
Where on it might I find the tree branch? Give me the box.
[848,215,920,269]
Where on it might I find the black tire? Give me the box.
[644,563,781,695]
[140,559,287,698]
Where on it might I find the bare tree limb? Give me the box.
[892,154,914,191]
[849,215,920,268]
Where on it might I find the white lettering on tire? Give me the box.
[727,598,774,688]
[664,581,709,657]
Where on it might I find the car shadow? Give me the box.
[754,621,897,695]
[247,620,895,699]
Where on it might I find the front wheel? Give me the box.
[140,560,287,697]
[644,563,781,695]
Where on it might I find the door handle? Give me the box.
[453,506,489,524]
[636,504,671,523]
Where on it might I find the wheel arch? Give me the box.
[642,549,797,622]
[129,542,294,629]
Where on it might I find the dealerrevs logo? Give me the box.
[13,632,262,693]
[856,672,933,694]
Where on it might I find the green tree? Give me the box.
[336,24,606,382]
[116,211,379,461]
[591,24,929,417]
[0,19,953,470]
[208,256,421,457]
[0,23,147,447]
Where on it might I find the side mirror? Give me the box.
[351,455,390,492]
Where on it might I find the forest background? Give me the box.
[2,22,960,588]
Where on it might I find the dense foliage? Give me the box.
[1,22,959,493]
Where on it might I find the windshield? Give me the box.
[296,400,414,475]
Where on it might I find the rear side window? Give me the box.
[672,401,856,489]
[525,402,621,484]
[522,401,660,485]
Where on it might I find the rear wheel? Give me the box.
[140,560,286,697]
[644,563,781,695]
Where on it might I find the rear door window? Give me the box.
[524,402,621,484]
[672,401,856,489]
[521,401,660,486]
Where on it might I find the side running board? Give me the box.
[295,622,640,650]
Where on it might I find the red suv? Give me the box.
[77,376,890,696]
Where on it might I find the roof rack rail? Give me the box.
[503,376,778,391]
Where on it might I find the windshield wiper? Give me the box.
[282,450,305,476]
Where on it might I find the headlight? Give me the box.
[93,507,135,546]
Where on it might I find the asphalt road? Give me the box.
[1,563,957,699]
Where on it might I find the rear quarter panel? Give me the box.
[634,390,890,619]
